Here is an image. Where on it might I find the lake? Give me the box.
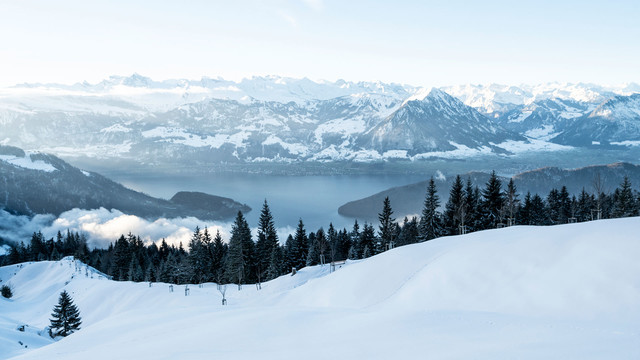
[109,173,429,232]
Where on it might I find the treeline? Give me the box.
[2,174,639,286]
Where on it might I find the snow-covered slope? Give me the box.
[2,218,639,359]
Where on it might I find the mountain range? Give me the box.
[1,75,639,169]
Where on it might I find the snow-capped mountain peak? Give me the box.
[1,75,639,166]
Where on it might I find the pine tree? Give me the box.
[284,234,295,271]
[112,235,131,281]
[267,245,285,279]
[418,177,443,241]
[306,230,321,266]
[518,192,532,225]
[49,290,82,337]
[558,186,572,223]
[576,188,593,222]
[292,219,308,270]
[444,175,465,235]
[464,179,482,232]
[225,211,254,287]
[547,188,561,224]
[327,223,338,262]
[613,176,637,217]
[188,226,207,283]
[349,220,361,257]
[377,197,395,252]
[504,178,520,225]
[482,171,504,228]
[211,230,226,284]
[256,200,278,280]
[359,222,376,259]
[397,217,419,246]
[530,194,549,225]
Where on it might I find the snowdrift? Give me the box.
[1,218,639,360]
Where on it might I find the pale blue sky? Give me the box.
[0,0,638,87]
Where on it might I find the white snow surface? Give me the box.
[1,218,639,359]
[0,153,56,172]
[141,127,250,149]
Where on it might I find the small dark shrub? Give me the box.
[1,284,12,298]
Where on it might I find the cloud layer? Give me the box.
[1,208,296,250]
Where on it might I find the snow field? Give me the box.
[1,218,639,359]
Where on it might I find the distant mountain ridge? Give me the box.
[0,75,639,168]
[338,162,640,220]
[0,145,250,220]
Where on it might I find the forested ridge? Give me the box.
[2,174,639,286]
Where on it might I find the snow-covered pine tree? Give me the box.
[49,290,82,338]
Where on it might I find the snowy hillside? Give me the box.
[1,75,639,167]
[2,218,639,359]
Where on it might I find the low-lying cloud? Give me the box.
[1,208,297,250]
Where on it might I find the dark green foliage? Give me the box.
[1,284,12,298]
[211,230,226,284]
[256,200,279,281]
[576,188,594,222]
[613,176,638,217]
[397,217,419,246]
[291,219,309,270]
[306,230,322,266]
[464,180,482,232]
[504,178,520,224]
[49,290,82,337]
[359,222,376,259]
[188,226,212,284]
[481,171,504,228]
[267,245,285,279]
[377,197,395,252]
[225,211,255,286]
[418,177,443,241]
[444,175,465,235]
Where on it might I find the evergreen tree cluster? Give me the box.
[2,176,639,287]
[419,174,640,237]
